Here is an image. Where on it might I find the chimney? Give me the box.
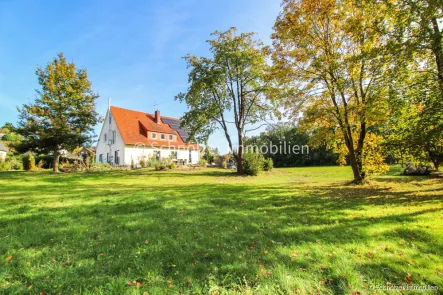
[155,110,161,124]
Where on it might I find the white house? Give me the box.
[95,105,201,166]
[0,141,8,161]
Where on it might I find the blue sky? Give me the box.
[0,0,281,153]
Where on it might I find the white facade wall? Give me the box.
[95,109,201,166]
[96,110,126,165]
[124,146,200,166]
[0,151,6,161]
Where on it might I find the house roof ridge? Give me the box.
[110,105,181,121]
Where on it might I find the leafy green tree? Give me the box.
[384,64,443,170]
[17,53,99,172]
[390,0,443,99]
[271,0,395,182]
[176,28,270,175]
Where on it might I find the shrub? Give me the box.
[147,159,161,167]
[60,161,84,172]
[9,157,23,170]
[37,160,44,170]
[155,163,167,171]
[139,158,146,168]
[403,162,433,176]
[243,152,264,176]
[167,162,177,169]
[0,161,11,171]
[222,160,228,169]
[22,154,36,171]
[263,158,273,171]
[198,159,207,167]
[131,158,135,169]
[87,153,95,168]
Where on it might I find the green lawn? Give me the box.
[0,167,442,294]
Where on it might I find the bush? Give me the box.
[87,154,95,168]
[60,161,83,172]
[222,160,228,169]
[155,163,167,171]
[403,162,433,176]
[22,154,36,171]
[167,162,177,169]
[0,161,11,171]
[139,157,146,168]
[263,158,273,171]
[9,157,23,170]
[147,159,161,167]
[243,152,264,176]
[198,159,207,167]
[37,160,44,170]
[131,158,135,169]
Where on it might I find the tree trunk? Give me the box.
[434,161,439,171]
[344,133,364,183]
[431,17,443,100]
[236,133,244,175]
[53,150,60,173]
[349,149,363,183]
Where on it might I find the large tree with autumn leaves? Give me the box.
[270,0,398,182]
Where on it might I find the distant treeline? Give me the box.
[245,124,338,168]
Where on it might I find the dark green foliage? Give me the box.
[403,162,433,176]
[263,158,273,171]
[245,124,338,167]
[176,28,270,175]
[16,53,99,172]
[34,155,55,169]
[243,152,264,176]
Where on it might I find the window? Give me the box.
[99,154,103,163]
[112,130,116,144]
[161,134,165,140]
[104,133,107,142]
[171,151,177,159]
[115,150,120,165]
[152,133,157,139]
[109,115,112,124]
[169,134,173,141]
[106,153,109,163]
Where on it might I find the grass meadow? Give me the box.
[0,166,442,294]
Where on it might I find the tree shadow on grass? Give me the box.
[1,171,442,294]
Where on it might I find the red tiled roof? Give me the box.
[110,106,199,149]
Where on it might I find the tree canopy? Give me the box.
[176,27,270,174]
[17,53,100,172]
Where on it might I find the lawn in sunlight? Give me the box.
[0,166,442,294]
